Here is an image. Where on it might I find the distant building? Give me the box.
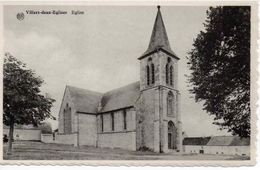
[183,136,250,156]
[183,137,211,154]
[3,125,42,141]
[53,6,182,153]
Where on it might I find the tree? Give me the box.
[187,6,250,137]
[3,53,56,154]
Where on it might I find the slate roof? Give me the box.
[182,137,211,145]
[67,86,102,113]
[139,6,178,59]
[66,82,140,114]
[206,136,234,146]
[100,81,140,112]
[183,136,250,146]
[207,136,250,146]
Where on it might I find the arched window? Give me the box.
[166,57,172,85]
[64,103,72,134]
[166,63,169,84]
[170,65,173,86]
[146,65,150,85]
[151,63,155,84]
[168,121,177,149]
[167,91,175,117]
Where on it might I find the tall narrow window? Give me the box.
[101,114,104,132]
[151,63,155,84]
[64,103,72,134]
[166,64,169,84]
[146,65,150,85]
[123,110,127,130]
[63,109,66,133]
[170,65,173,86]
[111,112,114,131]
[68,107,72,131]
[167,91,175,116]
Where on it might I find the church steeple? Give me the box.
[139,6,178,60]
[137,6,182,153]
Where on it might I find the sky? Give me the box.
[4,5,230,137]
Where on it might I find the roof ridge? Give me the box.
[103,81,139,94]
[66,85,103,95]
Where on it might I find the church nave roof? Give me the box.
[66,81,140,114]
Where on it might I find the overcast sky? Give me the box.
[4,5,229,137]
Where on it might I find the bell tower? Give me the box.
[137,6,182,153]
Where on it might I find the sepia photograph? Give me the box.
[1,1,257,165]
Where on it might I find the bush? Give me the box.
[138,146,153,152]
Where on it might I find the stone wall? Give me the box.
[41,133,78,147]
[204,145,250,156]
[98,131,136,150]
[161,87,182,153]
[58,87,78,134]
[135,89,156,151]
[158,51,182,153]
[78,113,97,146]
[41,134,55,143]
[183,145,204,154]
[97,108,136,133]
[137,50,182,153]
[97,108,136,150]
[140,53,160,91]
[158,52,179,89]
[55,133,78,146]
[140,51,178,91]
[184,145,250,156]
[3,128,41,141]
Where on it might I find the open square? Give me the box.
[3,141,249,160]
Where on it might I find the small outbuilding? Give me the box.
[183,136,250,156]
[182,137,211,154]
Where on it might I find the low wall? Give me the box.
[183,145,204,154]
[56,133,78,146]
[183,145,250,156]
[98,131,136,151]
[41,133,78,147]
[204,145,250,156]
[41,134,55,143]
[3,128,41,141]
[78,114,97,146]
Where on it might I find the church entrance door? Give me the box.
[168,121,177,150]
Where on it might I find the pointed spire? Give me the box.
[139,6,178,59]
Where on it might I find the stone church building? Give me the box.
[58,6,182,153]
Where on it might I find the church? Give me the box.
[57,6,182,153]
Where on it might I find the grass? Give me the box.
[3,141,250,160]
